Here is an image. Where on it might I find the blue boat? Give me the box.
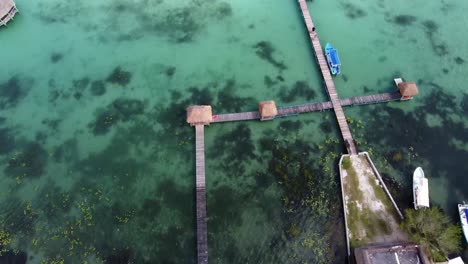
[325,43,341,75]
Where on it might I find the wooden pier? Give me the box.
[191,92,402,264]
[212,111,260,123]
[187,0,419,262]
[212,92,401,123]
[195,125,208,264]
[0,0,18,27]
[297,0,357,154]
[340,92,401,106]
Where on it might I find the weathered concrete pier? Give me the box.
[338,153,433,263]
[339,154,405,249]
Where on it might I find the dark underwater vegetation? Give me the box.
[0,127,16,155]
[106,67,132,87]
[206,119,346,263]
[277,81,317,103]
[5,142,48,179]
[253,41,288,71]
[216,79,256,113]
[89,98,146,135]
[392,15,417,26]
[90,80,106,96]
[36,0,234,43]
[342,3,367,19]
[0,77,32,110]
[164,66,176,77]
[349,87,468,212]
[50,52,64,63]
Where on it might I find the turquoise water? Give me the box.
[0,0,467,263]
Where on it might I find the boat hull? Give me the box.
[413,167,429,209]
[458,204,468,243]
[325,43,341,75]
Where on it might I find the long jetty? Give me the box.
[195,125,208,264]
[297,0,357,154]
[212,92,401,123]
[187,0,419,262]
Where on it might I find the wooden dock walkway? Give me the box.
[212,111,259,123]
[0,0,18,27]
[340,92,401,106]
[211,92,400,124]
[195,125,208,264]
[297,0,357,154]
[278,101,333,116]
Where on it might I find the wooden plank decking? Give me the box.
[297,0,357,154]
[278,101,333,115]
[0,0,17,26]
[212,111,259,123]
[195,125,208,264]
[341,92,401,106]
[211,92,400,123]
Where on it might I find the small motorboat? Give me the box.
[413,167,429,210]
[448,256,465,264]
[325,43,341,75]
[458,203,468,243]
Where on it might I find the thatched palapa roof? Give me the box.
[398,82,419,97]
[186,105,212,126]
[258,101,277,120]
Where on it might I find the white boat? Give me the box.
[458,203,468,243]
[413,167,429,209]
[448,256,465,264]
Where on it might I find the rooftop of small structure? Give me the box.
[0,0,15,17]
[354,243,430,264]
[258,100,278,118]
[398,82,419,97]
[186,105,212,126]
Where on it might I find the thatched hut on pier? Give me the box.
[258,101,277,121]
[186,105,212,126]
[397,82,419,100]
[0,0,18,27]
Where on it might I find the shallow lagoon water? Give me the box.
[0,0,467,263]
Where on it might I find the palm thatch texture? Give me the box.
[186,105,213,126]
[258,100,277,121]
[398,82,419,100]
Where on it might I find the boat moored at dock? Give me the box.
[458,203,468,243]
[413,167,429,209]
[448,256,465,264]
[325,43,341,75]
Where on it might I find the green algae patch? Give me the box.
[0,230,12,256]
